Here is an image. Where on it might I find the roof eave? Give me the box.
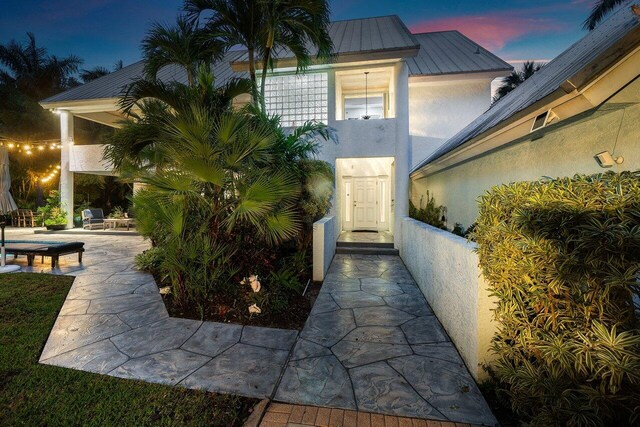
[409,68,512,83]
[230,46,421,72]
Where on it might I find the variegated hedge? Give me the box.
[473,171,640,427]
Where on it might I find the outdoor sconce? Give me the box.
[594,151,624,168]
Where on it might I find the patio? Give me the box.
[4,228,496,425]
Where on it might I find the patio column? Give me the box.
[59,111,74,229]
[393,60,410,248]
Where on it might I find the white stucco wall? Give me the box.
[69,144,115,175]
[412,77,640,228]
[409,79,492,168]
[312,216,337,282]
[399,217,496,380]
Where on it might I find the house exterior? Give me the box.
[40,15,511,247]
[411,4,640,228]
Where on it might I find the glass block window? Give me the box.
[263,73,328,127]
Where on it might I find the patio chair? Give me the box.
[82,208,105,230]
[17,209,36,227]
[10,210,20,227]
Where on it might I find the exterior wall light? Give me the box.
[594,151,624,168]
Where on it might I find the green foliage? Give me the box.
[134,247,164,274]
[108,66,331,310]
[409,191,446,229]
[108,206,127,219]
[37,190,67,226]
[473,171,640,427]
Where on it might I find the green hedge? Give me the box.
[473,171,640,426]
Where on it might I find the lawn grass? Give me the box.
[0,273,256,426]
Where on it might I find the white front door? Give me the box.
[353,178,378,230]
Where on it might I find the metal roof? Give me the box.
[41,15,510,106]
[412,2,640,174]
[407,31,512,77]
[41,51,245,105]
[231,15,419,66]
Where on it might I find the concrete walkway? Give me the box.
[8,229,297,399]
[273,254,496,426]
[7,229,495,425]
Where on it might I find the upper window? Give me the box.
[263,73,328,127]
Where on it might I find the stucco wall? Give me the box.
[412,77,640,228]
[69,144,115,175]
[312,216,337,282]
[399,217,496,380]
[409,79,492,168]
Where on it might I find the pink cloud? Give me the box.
[410,12,564,52]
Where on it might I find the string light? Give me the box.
[0,138,63,156]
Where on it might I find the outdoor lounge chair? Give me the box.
[82,208,105,230]
[5,240,85,268]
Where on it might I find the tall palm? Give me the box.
[258,0,333,111]
[493,61,541,103]
[184,0,333,111]
[0,33,82,99]
[142,16,223,86]
[184,0,263,102]
[105,69,252,174]
[79,61,123,83]
[584,0,633,30]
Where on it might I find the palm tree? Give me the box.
[493,61,542,103]
[184,0,264,103]
[0,32,81,99]
[105,66,253,172]
[584,0,633,31]
[142,16,223,86]
[184,0,333,111]
[257,0,333,111]
[79,61,124,83]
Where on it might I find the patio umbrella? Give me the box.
[0,147,20,273]
[0,147,17,213]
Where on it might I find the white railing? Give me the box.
[329,118,397,157]
[69,144,114,174]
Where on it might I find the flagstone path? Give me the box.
[6,228,496,426]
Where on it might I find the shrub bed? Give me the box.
[473,171,640,426]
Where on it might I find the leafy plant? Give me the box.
[108,206,127,219]
[37,190,67,227]
[473,171,640,427]
[134,247,164,275]
[409,191,446,229]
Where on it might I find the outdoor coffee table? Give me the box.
[103,218,135,231]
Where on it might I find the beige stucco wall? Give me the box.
[409,79,492,169]
[412,76,640,228]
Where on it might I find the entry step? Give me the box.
[336,241,395,249]
[336,246,399,255]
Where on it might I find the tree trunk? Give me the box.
[247,48,259,108]
[259,47,271,113]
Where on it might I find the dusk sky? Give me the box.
[0,0,597,71]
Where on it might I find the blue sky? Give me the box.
[0,0,597,71]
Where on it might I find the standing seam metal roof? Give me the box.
[407,31,512,76]
[411,2,640,174]
[41,16,509,105]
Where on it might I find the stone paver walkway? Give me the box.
[7,229,297,399]
[273,254,496,426]
[8,229,495,425]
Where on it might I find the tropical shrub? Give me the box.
[409,191,446,229]
[37,190,67,227]
[473,171,640,427]
[107,66,333,314]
